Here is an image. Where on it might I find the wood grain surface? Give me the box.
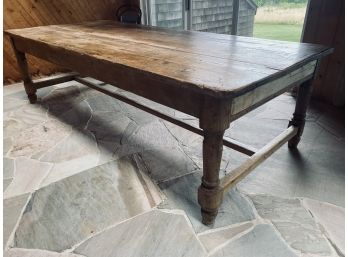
[4,0,137,83]
[6,20,332,96]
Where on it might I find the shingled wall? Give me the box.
[149,0,257,36]
[149,0,184,29]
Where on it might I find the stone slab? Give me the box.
[13,157,158,252]
[303,198,345,256]
[4,157,15,179]
[9,119,72,159]
[249,194,333,256]
[210,224,298,257]
[4,158,52,199]
[4,248,85,257]
[75,209,206,257]
[4,193,30,248]
[198,222,253,252]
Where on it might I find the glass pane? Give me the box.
[253,0,309,42]
[148,0,184,29]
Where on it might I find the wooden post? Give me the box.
[231,0,240,35]
[10,38,37,104]
[288,79,313,148]
[198,97,230,225]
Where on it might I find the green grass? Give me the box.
[269,2,307,8]
[253,23,303,42]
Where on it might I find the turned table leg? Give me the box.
[288,79,313,148]
[198,97,230,225]
[10,38,37,104]
[198,130,225,225]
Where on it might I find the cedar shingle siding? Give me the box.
[149,0,257,36]
[150,0,184,29]
[237,0,257,36]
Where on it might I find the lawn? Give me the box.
[253,3,307,42]
[253,23,303,42]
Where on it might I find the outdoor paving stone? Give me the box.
[9,119,72,159]
[10,104,48,129]
[305,128,345,178]
[111,121,200,182]
[39,129,98,163]
[4,97,27,113]
[249,194,333,256]
[4,137,13,155]
[86,94,124,112]
[4,179,13,192]
[87,111,132,142]
[273,221,333,256]
[251,94,319,122]
[209,224,298,257]
[57,100,92,129]
[139,147,199,182]
[4,157,15,179]
[159,172,255,233]
[237,154,301,198]
[42,86,86,116]
[316,108,344,140]
[174,110,198,121]
[3,79,345,257]
[115,89,176,118]
[303,198,345,256]
[96,139,121,164]
[40,154,100,187]
[4,118,26,139]
[162,120,249,175]
[4,248,85,257]
[225,116,287,149]
[74,209,206,257]
[198,222,253,252]
[4,157,52,199]
[4,83,26,97]
[161,121,201,149]
[123,120,180,151]
[7,84,54,101]
[292,163,344,207]
[4,193,30,248]
[13,157,158,252]
[237,122,344,207]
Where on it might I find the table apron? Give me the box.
[11,36,206,118]
[229,60,317,121]
[12,36,317,125]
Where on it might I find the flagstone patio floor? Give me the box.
[3,77,345,257]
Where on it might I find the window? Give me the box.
[141,0,308,42]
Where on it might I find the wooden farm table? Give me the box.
[6,20,332,225]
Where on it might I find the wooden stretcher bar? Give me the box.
[75,76,257,156]
[221,125,298,194]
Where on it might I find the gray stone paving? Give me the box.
[75,210,206,257]
[209,224,299,257]
[3,79,344,257]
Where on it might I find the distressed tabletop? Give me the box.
[5,20,331,98]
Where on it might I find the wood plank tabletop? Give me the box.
[5,20,332,97]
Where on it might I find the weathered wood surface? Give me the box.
[4,0,138,83]
[6,20,331,97]
[221,125,298,193]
